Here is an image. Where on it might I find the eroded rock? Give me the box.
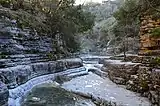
[102,57,160,105]
[0,81,9,106]
[103,59,140,85]
[58,58,83,69]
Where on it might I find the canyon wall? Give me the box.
[0,15,83,106]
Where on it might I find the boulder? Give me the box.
[0,65,33,88]
[57,58,83,69]
[103,59,140,84]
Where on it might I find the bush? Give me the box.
[0,0,11,8]
[155,57,160,65]
[150,28,160,37]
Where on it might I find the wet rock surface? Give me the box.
[22,83,96,106]
[8,66,88,106]
[0,58,83,106]
[62,72,151,106]
[3,55,153,106]
[0,58,83,88]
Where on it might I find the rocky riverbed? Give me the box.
[22,83,96,106]
[0,6,155,106]
[62,72,151,106]
[7,56,152,106]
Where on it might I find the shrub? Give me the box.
[0,0,11,8]
[150,27,160,37]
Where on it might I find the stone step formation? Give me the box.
[0,58,83,106]
[0,16,84,106]
[0,16,55,68]
[102,55,160,105]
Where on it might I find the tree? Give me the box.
[112,0,140,57]
[0,0,95,55]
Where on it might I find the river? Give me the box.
[8,55,151,106]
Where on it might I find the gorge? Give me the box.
[1,0,160,106]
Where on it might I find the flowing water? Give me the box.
[8,55,151,106]
[8,67,88,106]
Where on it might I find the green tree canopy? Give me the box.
[0,0,95,53]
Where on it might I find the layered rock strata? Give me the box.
[0,15,83,105]
[102,55,160,105]
[0,58,83,106]
[139,15,160,55]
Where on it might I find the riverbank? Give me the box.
[1,55,152,106]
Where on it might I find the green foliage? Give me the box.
[113,0,140,37]
[47,52,56,60]
[113,0,139,25]
[156,57,160,63]
[138,0,160,12]
[0,0,95,54]
[10,10,48,34]
[83,1,122,22]
[139,79,149,91]
[150,27,160,37]
[0,0,11,8]
[80,0,122,51]
[154,57,160,65]
[44,2,94,52]
[0,52,11,59]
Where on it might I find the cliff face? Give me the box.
[0,14,53,106]
[139,15,160,55]
[0,13,84,106]
[0,18,54,65]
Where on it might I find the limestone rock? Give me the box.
[31,62,50,75]
[151,69,160,90]
[48,61,57,73]
[58,58,83,69]
[0,65,33,88]
[26,97,46,106]
[103,59,140,84]
[148,91,159,105]
[139,15,160,56]
[0,81,9,106]
[30,97,41,102]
